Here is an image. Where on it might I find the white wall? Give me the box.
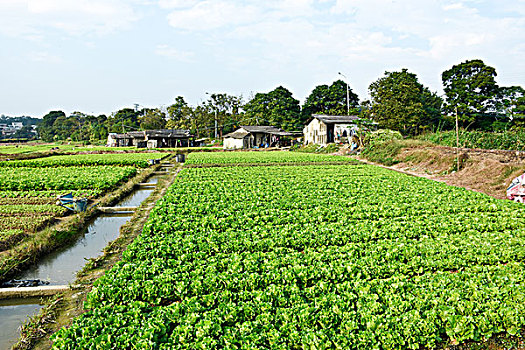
[303,118,327,145]
[223,137,245,149]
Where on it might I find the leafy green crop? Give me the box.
[185,151,356,165]
[0,204,67,216]
[0,153,167,168]
[0,166,136,191]
[52,162,525,349]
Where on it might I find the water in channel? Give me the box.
[0,174,162,349]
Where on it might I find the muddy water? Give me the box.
[0,173,163,348]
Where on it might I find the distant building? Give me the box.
[107,129,193,148]
[11,122,23,130]
[303,115,360,146]
[223,126,294,149]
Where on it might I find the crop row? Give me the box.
[0,153,167,168]
[52,163,525,349]
[0,190,102,200]
[184,151,356,165]
[0,166,137,191]
[0,204,67,216]
[0,215,53,233]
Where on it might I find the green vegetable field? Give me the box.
[0,152,159,256]
[52,155,525,349]
[0,152,167,168]
[185,150,355,165]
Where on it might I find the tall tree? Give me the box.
[243,86,301,130]
[302,80,359,118]
[205,93,243,137]
[139,108,167,130]
[369,69,442,135]
[106,108,141,133]
[499,86,525,118]
[442,59,499,127]
[167,96,192,129]
[37,110,65,141]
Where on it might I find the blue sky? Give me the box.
[1,0,524,117]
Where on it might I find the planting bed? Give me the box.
[52,154,525,349]
[0,153,163,260]
[185,150,356,166]
[0,152,167,168]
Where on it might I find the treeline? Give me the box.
[34,58,524,142]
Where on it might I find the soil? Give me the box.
[354,145,525,200]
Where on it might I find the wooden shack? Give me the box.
[223,126,293,149]
[107,129,193,148]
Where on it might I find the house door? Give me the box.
[327,124,334,143]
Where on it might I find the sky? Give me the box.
[0,0,524,117]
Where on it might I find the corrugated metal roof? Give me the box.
[313,115,360,124]
[240,125,293,136]
[125,129,192,139]
[224,130,251,139]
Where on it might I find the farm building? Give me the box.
[303,115,360,146]
[107,129,193,148]
[223,126,294,149]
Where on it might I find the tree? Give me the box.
[302,80,359,118]
[167,96,192,130]
[139,108,166,130]
[106,108,141,133]
[243,86,301,130]
[369,69,442,135]
[205,93,243,137]
[37,110,66,141]
[13,125,36,139]
[499,86,525,118]
[442,59,499,127]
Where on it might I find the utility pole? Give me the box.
[338,72,350,115]
[214,109,218,139]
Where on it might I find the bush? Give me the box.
[292,143,341,154]
[418,130,525,151]
[364,129,403,146]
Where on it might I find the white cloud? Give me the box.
[29,51,63,64]
[166,1,260,30]
[159,0,524,98]
[158,0,199,9]
[443,3,465,11]
[155,44,195,61]
[0,0,141,38]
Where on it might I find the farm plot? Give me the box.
[0,152,168,168]
[52,163,525,349]
[184,150,356,166]
[0,164,138,252]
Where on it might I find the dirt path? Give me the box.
[353,145,525,200]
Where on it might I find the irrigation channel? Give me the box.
[0,167,172,349]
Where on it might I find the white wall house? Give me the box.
[303,115,360,146]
